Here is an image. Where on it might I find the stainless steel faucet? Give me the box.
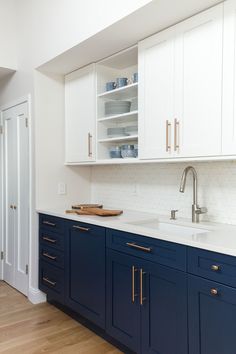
[179,166,207,223]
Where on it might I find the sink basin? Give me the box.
[126,219,210,237]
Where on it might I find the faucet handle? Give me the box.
[170,210,178,220]
[196,206,208,215]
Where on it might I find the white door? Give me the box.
[3,101,29,296]
[175,4,223,157]
[222,0,236,155]
[65,64,96,163]
[139,32,175,159]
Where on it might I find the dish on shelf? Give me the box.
[109,146,122,158]
[107,127,126,138]
[125,125,138,136]
[130,97,138,111]
[105,100,131,116]
[121,144,137,158]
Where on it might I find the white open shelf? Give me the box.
[97,82,138,100]
[98,110,138,123]
[98,135,138,143]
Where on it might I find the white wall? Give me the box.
[91,161,236,225]
[0,0,17,70]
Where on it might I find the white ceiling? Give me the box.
[38,0,224,75]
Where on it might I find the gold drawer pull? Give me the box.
[73,225,90,232]
[211,265,220,272]
[42,236,57,244]
[43,277,56,287]
[210,288,218,296]
[174,118,180,151]
[42,252,57,260]
[166,120,171,152]
[43,221,56,227]
[126,242,152,253]
[131,266,138,303]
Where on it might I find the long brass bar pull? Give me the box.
[166,120,171,152]
[43,221,56,227]
[131,266,138,303]
[88,133,92,157]
[126,242,152,253]
[174,118,180,151]
[43,277,56,287]
[73,225,90,232]
[43,252,57,260]
[140,269,146,305]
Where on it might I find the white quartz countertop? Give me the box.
[37,207,236,257]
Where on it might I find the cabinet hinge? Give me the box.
[25,264,29,275]
[0,125,3,134]
[1,251,4,260]
[25,117,28,128]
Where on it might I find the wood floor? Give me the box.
[0,281,122,354]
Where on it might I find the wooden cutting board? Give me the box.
[66,208,123,217]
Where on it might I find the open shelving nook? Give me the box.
[96,46,139,162]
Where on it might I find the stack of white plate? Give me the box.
[107,127,126,138]
[105,101,131,116]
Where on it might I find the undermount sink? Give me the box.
[126,219,210,237]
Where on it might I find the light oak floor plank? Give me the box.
[0,281,122,354]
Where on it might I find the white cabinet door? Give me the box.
[139,32,175,159]
[175,4,223,157]
[222,0,236,155]
[3,102,29,296]
[138,4,223,160]
[65,64,96,163]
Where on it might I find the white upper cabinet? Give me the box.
[65,64,96,163]
[139,32,175,159]
[176,5,223,157]
[138,4,223,160]
[222,0,236,155]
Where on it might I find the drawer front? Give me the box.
[39,229,64,251]
[107,229,187,271]
[39,214,64,233]
[68,220,106,237]
[39,245,64,269]
[188,247,236,287]
[39,261,64,303]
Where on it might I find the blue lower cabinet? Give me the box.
[106,250,142,353]
[65,222,106,328]
[188,274,236,354]
[106,249,188,354]
[141,262,188,354]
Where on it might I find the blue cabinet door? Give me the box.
[188,275,236,354]
[106,250,142,353]
[65,222,106,328]
[141,262,188,354]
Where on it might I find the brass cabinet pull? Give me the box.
[210,288,218,296]
[73,225,90,232]
[42,236,57,244]
[166,120,171,152]
[174,118,180,151]
[43,221,56,227]
[211,264,220,272]
[88,132,92,157]
[42,252,57,260]
[140,269,146,305]
[43,277,56,287]
[126,242,152,253]
[131,266,138,303]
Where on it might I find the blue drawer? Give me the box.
[107,229,187,271]
[39,245,64,269]
[39,214,64,234]
[39,229,65,251]
[39,260,64,304]
[188,247,236,288]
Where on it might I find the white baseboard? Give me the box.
[28,286,46,304]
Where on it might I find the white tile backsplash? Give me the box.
[91,161,236,225]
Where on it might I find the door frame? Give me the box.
[0,95,32,294]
